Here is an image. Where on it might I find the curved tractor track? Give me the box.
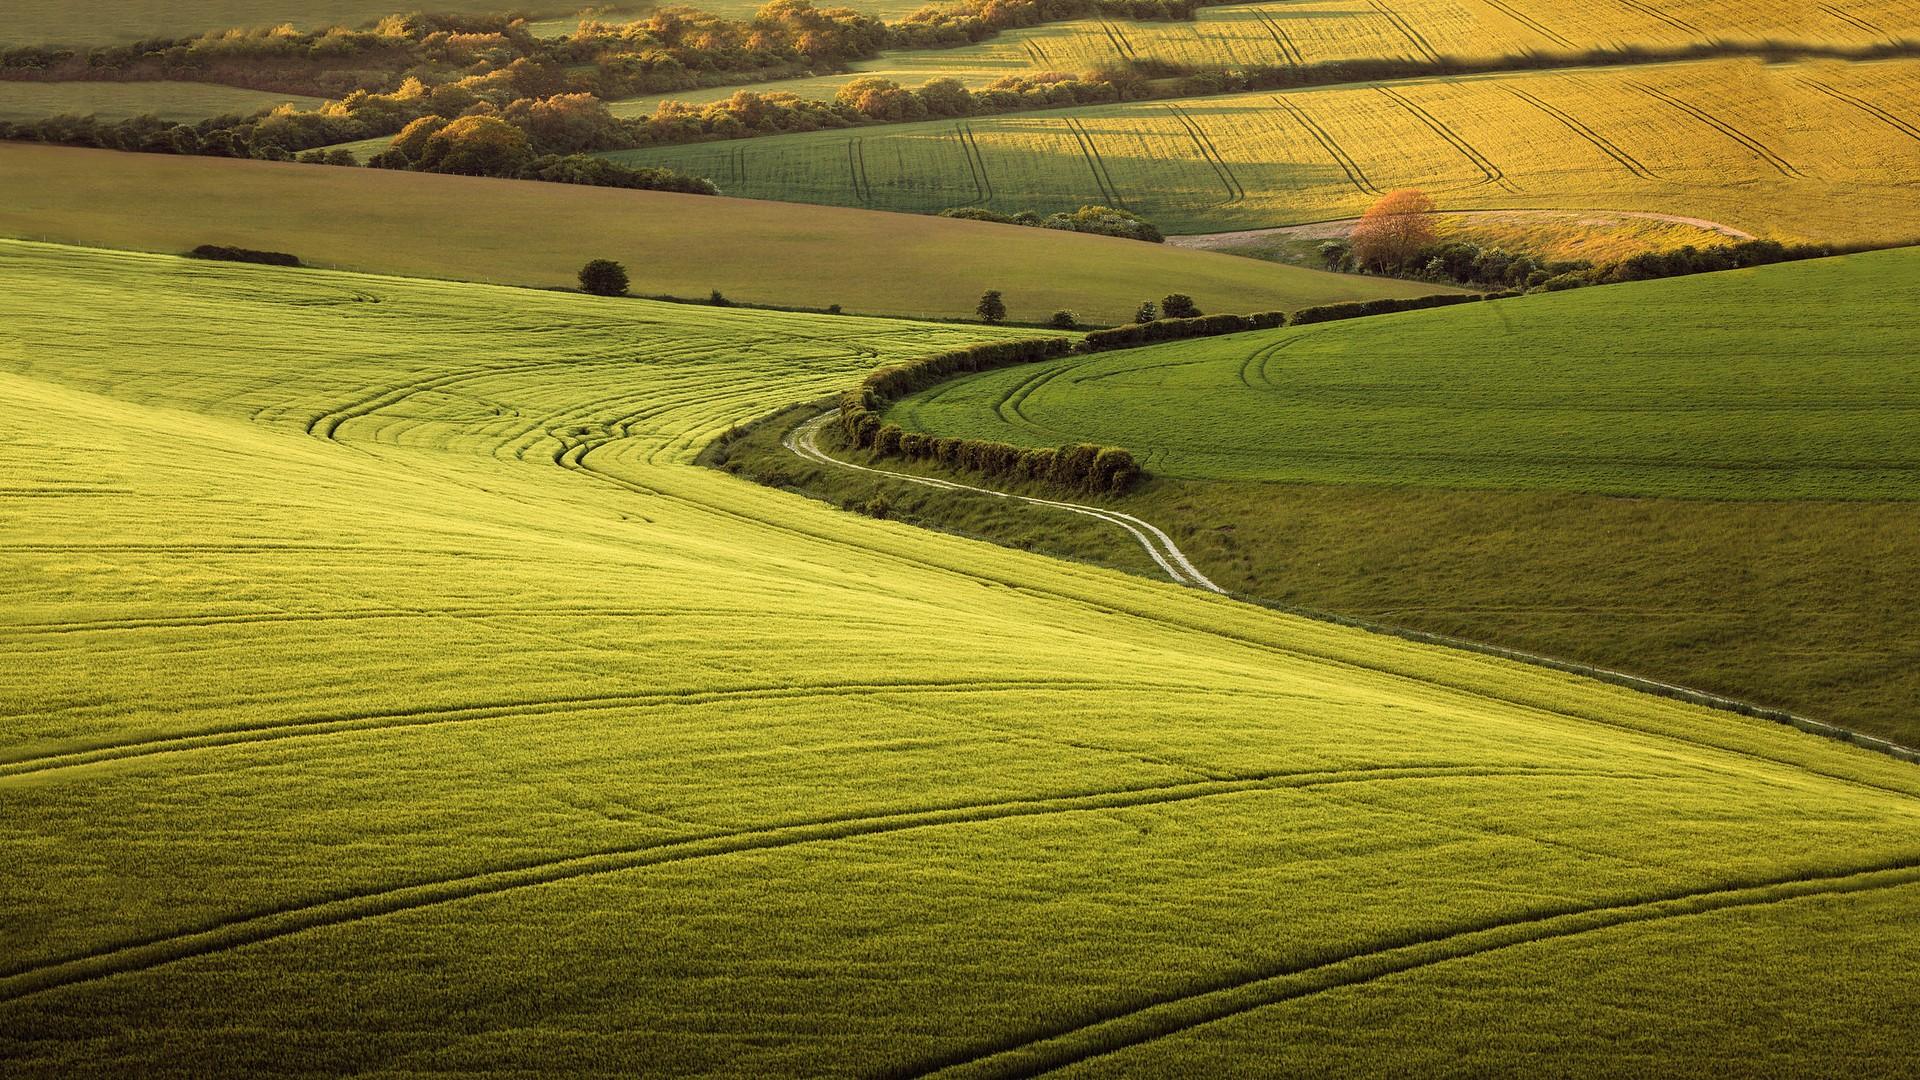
[784,411,1224,593]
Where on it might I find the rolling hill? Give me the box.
[611,57,1920,241]
[0,143,1451,324]
[3,238,1919,1076]
[855,248,1920,741]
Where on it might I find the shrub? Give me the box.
[189,245,300,267]
[1161,293,1200,318]
[709,289,731,306]
[1134,300,1157,323]
[1049,310,1078,329]
[578,259,629,296]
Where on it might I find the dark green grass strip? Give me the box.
[907,859,1920,1078]
[0,764,1609,1000]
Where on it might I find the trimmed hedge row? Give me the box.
[836,337,1143,494]
[1082,311,1287,350]
[1289,291,1492,325]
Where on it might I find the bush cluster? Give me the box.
[1290,293,1486,325]
[835,337,1143,494]
[940,204,1163,243]
[188,244,301,266]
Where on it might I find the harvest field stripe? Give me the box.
[0,764,1615,1002]
[908,860,1920,1078]
[1630,81,1807,178]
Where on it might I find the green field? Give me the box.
[886,250,1920,500]
[0,81,322,122]
[0,143,1449,324]
[1,2,600,44]
[844,249,1920,741]
[611,58,1920,241]
[3,239,1919,1075]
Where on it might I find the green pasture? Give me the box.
[2,240,1917,1074]
[886,249,1920,501]
[0,81,321,122]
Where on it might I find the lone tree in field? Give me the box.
[1161,294,1200,318]
[976,290,1007,324]
[578,259,630,297]
[1349,188,1438,272]
[1049,310,1078,329]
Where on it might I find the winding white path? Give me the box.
[783,412,1225,593]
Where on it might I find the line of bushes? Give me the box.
[1082,310,1287,349]
[189,244,300,266]
[835,337,1144,494]
[1290,292,1492,325]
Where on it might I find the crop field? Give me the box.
[3,239,1920,1075]
[0,143,1446,324]
[1173,209,1747,266]
[2,2,597,44]
[885,249,1920,499]
[0,82,322,123]
[614,0,1920,115]
[610,57,1920,240]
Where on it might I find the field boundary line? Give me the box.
[786,412,1223,591]
[1631,81,1806,178]
[0,764,1591,1000]
[905,859,1920,1078]
[1270,95,1382,195]
[1374,86,1519,191]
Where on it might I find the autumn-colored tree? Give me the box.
[415,114,534,177]
[835,77,925,122]
[1348,189,1438,271]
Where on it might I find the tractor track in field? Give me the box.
[1374,86,1520,191]
[1270,96,1381,195]
[0,763,1641,1002]
[1478,0,1574,49]
[1798,78,1920,146]
[1064,118,1124,208]
[1251,10,1304,66]
[1500,85,1661,179]
[0,677,1197,779]
[1819,3,1887,39]
[1616,0,1700,36]
[902,858,1920,1078]
[785,412,1223,592]
[1163,104,1246,202]
[1632,81,1807,178]
[1366,0,1442,63]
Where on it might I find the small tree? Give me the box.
[1161,293,1200,318]
[1134,300,1157,324]
[578,259,629,296]
[976,289,1006,324]
[1349,188,1439,272]
[1048,309,1078,329]
[709,289,731,306]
